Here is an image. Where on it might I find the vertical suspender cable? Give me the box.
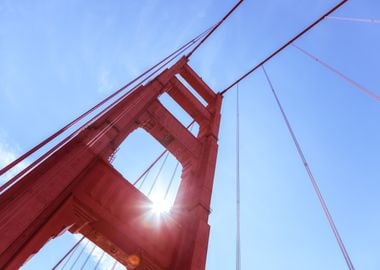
[80,244,96,270]
[60,243,77,270]
[133,150,168,186]
[93,251,105,270]
[163,122,195,200]
[148,152,170,196]
[137,169,150,189]
[110,260,118,270]
[164,162,180,200]
[261,65,355,270]
[133,120,195,187]
[235,84,241,270]
[51,236,85,270]
[69,239,91,270]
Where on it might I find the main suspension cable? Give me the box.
[292,44,380,102]
[235,84,241,270]
[0,24,213,178]
[220,0,348,96]
[186,0,244,59]
[0,26,211,195]
[261,65,355,270]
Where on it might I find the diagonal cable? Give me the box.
[326,16,380,24]
[262,65,355,270]
[292,44,380,102]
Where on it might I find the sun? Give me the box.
[151,196,171,215]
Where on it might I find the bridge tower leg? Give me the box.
[0,57,222,270]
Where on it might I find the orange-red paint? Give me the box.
[0,57,222,270]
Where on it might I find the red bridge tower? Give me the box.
[0,57,222,270]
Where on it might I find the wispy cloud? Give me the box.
[97,68,115,94]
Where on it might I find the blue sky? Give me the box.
[0,0,379,269]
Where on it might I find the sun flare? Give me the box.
[151,196,171,215]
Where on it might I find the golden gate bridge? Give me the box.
[0,0,378,269]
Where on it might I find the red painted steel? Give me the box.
[0,57,222,270]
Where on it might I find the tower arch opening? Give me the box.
[110,127,184,211]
